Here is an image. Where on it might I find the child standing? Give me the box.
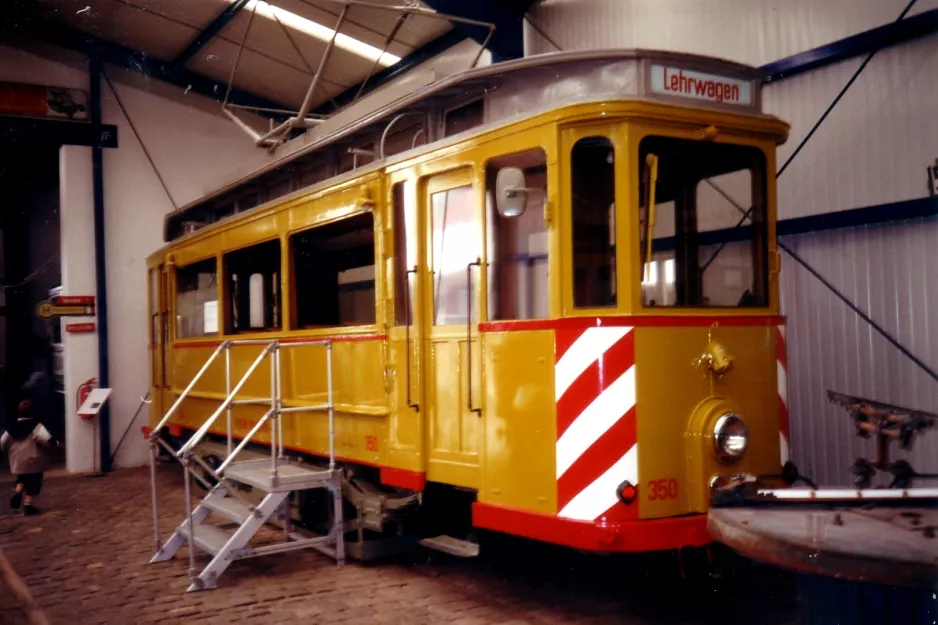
[1,400,58,516]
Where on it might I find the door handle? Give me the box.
[466,259,482,416]
[404,266,419,412]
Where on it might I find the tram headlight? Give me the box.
[713,413,748,462]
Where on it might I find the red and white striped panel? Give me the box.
[554,326,638,522]
[776,324,790,466]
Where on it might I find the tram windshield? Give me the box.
[638,136,768,308]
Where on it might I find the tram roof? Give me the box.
[163,48,773,244]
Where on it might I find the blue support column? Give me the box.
[89,55,112,473]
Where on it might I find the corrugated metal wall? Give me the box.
[525,0,938,63]
[764,33,938,218]
[524,1,938,486]
[780,218,938,485]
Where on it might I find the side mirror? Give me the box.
[495,167,531,218]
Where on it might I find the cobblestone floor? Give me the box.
[0,465,799,624]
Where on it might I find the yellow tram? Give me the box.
[146,49,791,556]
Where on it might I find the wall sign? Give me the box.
[66,322,96,333]
[54,295,95,306]
[0,81,89,121]
[649,65,752,106]
[36,300,96,319]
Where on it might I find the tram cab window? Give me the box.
[571,137,617,308]
[223,240,281,333]
[486,148,549,320]
[291,212,376,328]
[638,136,767,308]
[175,258,219,338]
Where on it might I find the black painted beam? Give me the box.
[33,20,293,117]
[0,115,118,148]
[762,8,938,83]
[172,0,251,70]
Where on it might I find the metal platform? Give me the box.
[224,458,333,493]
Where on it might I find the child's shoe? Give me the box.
[9,491,21,510]
[23,504,39,516]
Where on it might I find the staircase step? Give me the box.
[224,459,332,493]
[178,523,233,556]
[418,535,480,558]
[202,492,254,525]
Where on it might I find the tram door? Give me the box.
[420,169,483,489]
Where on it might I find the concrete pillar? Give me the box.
[59,146,100,474]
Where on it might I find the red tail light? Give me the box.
[616,480,637,505]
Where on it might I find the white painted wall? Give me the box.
[1,40,269,472]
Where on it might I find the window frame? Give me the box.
[173,255,221,340]
[288,210,379,332]
[222,237,283,335]
[423,167,481,328]
[564,124,627,316]
[483,146,551,322]
[631,129,773,311]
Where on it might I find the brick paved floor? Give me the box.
[0,465,799,624]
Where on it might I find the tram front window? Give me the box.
[638,136,768,308]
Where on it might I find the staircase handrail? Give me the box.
[176,341,276,458]
[148,340,229,442]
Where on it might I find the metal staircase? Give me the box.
[145,338,344,592]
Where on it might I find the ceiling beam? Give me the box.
[171,0,251,70]
[420,0,539,62]
[30,20,292,117]
[313,28,467,115]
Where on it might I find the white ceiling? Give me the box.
[38,0,455,111]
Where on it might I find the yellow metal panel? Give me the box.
[386,327,424,475]
[634,324,780,519]
[480,330,556,514]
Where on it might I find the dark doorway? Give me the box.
[0,142,64,466]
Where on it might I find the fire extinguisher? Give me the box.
[77,378,97,420]
[77,377,104,476]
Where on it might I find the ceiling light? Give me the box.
[241,0,401,66]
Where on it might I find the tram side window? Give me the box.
[175,258,219,339]
[486,148,549,320]
[430,184,481,326]
[393,182,418,326]
[149,268,160,386]
[292,212,376,328]
[638,136,767,307]
[571,137,617,308]
[224,239,281,333]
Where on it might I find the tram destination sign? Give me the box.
[649,64,753,107]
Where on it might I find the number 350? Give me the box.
[647,478,678,501]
